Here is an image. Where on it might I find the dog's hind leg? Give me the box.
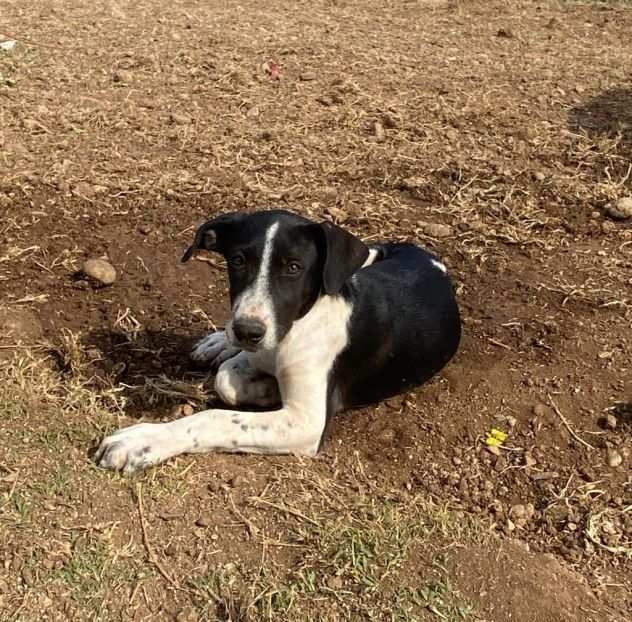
[190,330,240,371]
[214,351,280,408]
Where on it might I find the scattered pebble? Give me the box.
[195,515,211,528]
[0,39,17,51]
[424,223,453,238]
[497,28,514,39]
[524,452,537,468]
[485,444,501,456]
[382,112,400,129]
[169,112,191,125]
[72,181,95,198]
[606,448,623,468]
[590,210,601,219]
[533,171,546,182]
[601,220,616,234]
[207,479,221,494]
[328,575,343,590]
[401,176,424,190]
[112,70,132,83]
[139,224,152,235]
[175,607,199,622]
[494,454,507,472]
[605,197,632,221]
[532,403,547,417]
[81,258,117,286]
[601,414,617,430]
[164,542,177,557]
[300,71,316,81]
[316,95,334,106]
[531,471,559,481]
[374,121,385,142]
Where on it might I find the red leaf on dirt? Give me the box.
[267,61,281,80]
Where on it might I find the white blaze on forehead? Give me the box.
[232,221,279,346]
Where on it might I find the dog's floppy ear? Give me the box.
[181,212,244,263]
[311,221,369,295]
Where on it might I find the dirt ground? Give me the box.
[1,0,631,620]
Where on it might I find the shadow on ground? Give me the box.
[569,87,632,180]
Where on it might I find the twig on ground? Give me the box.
[547,394,596,451]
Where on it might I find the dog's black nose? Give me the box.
[233,318,267,345]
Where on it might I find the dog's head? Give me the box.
[182,210,369,352]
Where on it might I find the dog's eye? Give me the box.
[228,254,245,269]
[286,261,302,275]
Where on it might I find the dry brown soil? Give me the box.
[1,1,631,621]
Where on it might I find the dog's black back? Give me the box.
[332,243,460,412]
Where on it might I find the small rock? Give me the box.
[139,224,152,235]
[531,471,559,481]
[316,95,333,106]
[382,112,400,129]
[72,181,95,198]
[401,176,424,190]
[494,454,507,472]
[510,504,527,519]
[21,567,35,586]
[533,171,546,182]
[326,205,349,223]
[424,223,453,238]
[601,220,617,234]
[81,258,117,286]
[374,121,385,142]
[300,71,316,81]
[175,607,199,622]
[497,28,514,39]
[112,70,132,83]
[567,521,577,532]
[195,516,211,528]
[506,415,518,428]
[606,197,632,221]
[606,449,623,468]
[524,452,537,468]
[164,542,177,557]
[590,210,601,219]
[601,414,617,430]
[532,403,547,417]
[169,112,191,125]
[486,444,501,456]
[207,480,221,494]
[229,475,245,488]
[328,575,343,590]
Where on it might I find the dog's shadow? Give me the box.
[568,87,632,182]
[66,328,226,422]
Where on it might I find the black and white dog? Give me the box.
[96,210,460,473]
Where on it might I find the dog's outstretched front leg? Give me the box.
[190,330,240,371]
[95,403,324,474]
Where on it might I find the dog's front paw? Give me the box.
[191,331,241,370]
[95,423,177,474]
